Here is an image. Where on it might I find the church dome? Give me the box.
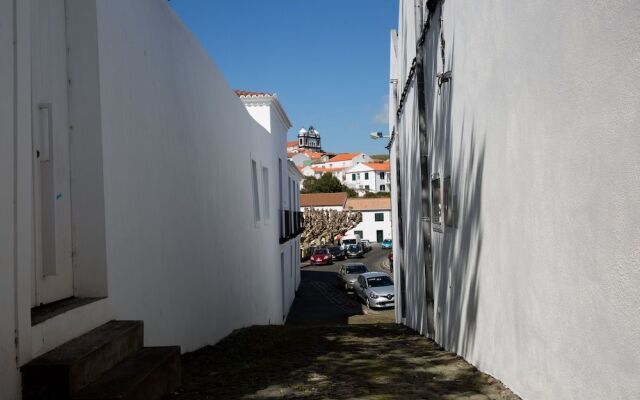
[298,128,308,136]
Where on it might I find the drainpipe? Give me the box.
[415,0,424,44]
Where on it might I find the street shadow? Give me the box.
[285,269,364,326]
[173,324,518,400]
[422,4,485,362]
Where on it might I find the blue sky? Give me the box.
[169,0,398,155]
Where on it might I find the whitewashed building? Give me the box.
[344,198,392,243]
[318,152,373,170]
[344,162,391,195]
[0,2,302,398]
[389,1,640,399]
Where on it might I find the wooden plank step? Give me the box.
[22,320,144,400]
[72,347,181,400]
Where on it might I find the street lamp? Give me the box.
[369,131,390,140]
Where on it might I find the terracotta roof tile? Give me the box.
[362,162,390,172]
[328,153,361,162]
[234,89,274,97]
[301,192,348,207]
[345,197,391,211]
[311,166,345,172]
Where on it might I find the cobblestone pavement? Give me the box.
[172,246,520,399]
[172,324,520,400]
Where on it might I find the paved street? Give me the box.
[286,245,395,326]
[173,244,520,399]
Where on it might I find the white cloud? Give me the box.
[373,96,389,125]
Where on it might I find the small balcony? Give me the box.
[279,210,305,244]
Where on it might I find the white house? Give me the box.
[390,1,640,399]
[300,192,348,212]
[344,198,392,243]
[318,152,373,170]
[344,162,391,195]
[1,2,302,398]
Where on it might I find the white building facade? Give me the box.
[344,162,391,195]
[1,2,301,398]
[318,153,373,170]
[390,1,640,399]
[344,198,392,243]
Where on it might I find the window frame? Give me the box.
[431,173,442,232]
[374,212,384,222]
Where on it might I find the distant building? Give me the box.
[297,126,322,152]
[300,192,348,211]
[344,162,391,195]
[344,197,392,243]
[318,153,373,170]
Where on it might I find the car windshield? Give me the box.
[367,276,393,287]
[328,247,341,253]
[348,245,360,251]
[383,240,391,244]
[313,249,328,255]
[342,239,357,245]
[346,265,367,274]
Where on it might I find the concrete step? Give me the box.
[71,347,181,400]
[22,320,144,400]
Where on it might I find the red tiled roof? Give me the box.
[234,90,273,97]
[345,197,391,211]
[303,151,326,160]
[328,153,361,162]
[287,140,299,147]
[362,162,390,172]
[311,166,345,173]
[301,192,348,207]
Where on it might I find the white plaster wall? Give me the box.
[393,0,640,398]
[244,104,272,133]
[346,210,392,243]
[0,1,18,398]
[92,0,295,351]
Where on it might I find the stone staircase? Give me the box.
[21,321,180,400]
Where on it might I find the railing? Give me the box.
[279,210,305,244]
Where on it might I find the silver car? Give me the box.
[337,263,369,291]
[354,272,395,309]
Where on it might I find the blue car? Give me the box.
[381,239,392,249]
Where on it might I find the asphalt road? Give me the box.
[286,244,395,326]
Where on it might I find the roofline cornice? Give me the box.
[238,95,292,130]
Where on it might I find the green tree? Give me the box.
[302,173,357,197]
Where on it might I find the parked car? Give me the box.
[381,238,393,249]
[309,248,332,265]
[360,239,372,252]
[354,272,395,309]
[337,263,369,290]
[345,244,364,258]
[328,246,346,261]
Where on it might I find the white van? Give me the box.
[340,234,361,250]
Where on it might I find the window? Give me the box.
[364,172,369,180]
[262,167,269,221]
[444,176,455,227]
[379,172,385,179]
[251,160,260,223]
[431,174,442,230]
[299,138,303,145]
[379,185,386,191]
[352,174,356,181]
[374,213,384,222]
[365,185,370,190]
[354,230,363,239]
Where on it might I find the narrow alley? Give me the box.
[172,247,520,400]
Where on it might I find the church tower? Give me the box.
[297,126,322,152]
